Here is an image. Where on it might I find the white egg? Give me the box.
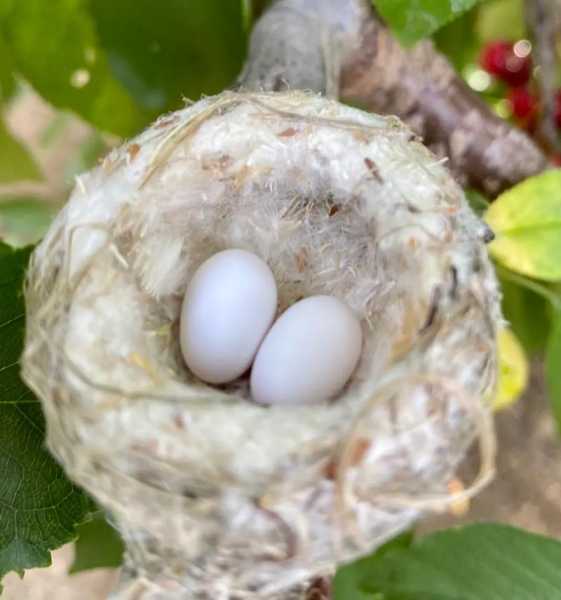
[250,295,363,405]
[180,249,278,384]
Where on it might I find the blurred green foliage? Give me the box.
[476,0,525,42]
[373,0,483,46]
[0,119,40,183]
[0,0,246,136]
[89,0,246,115]
[0,197,56,246]
[0,0,147,136]
[0,33,16,101]
[434,9,479,72]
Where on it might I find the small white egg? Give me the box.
[250,295,363,405]
[180,249,278,384]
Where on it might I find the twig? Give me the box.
[340,6,549,197]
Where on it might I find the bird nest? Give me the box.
[22,90,499,599]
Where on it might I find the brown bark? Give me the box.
[240,0,549,196]
[340,16,549,197]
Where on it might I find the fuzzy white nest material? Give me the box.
[22,90,500,600]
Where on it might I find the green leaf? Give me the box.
[88,0,247,113]
[333,531,413,600]
[0,197,56,247]
[373,0,483,45]
[360,524,561,600]
[485,171,561,281]
[0,0,150,136]
[476,0,525,43]
[546,310,561,436]
[499,276,552,355]
[70,514,125,574]
[0,242,92,587]
[0,119,41,183]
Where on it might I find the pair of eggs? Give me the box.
[179,249,363,405]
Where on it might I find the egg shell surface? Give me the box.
[180,249,278,384]
[250,295,363,405]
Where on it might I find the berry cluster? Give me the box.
[480,40,532,87]
[480,40,561,133]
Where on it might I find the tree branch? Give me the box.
[340,11,549,197]
[240,0,549,198]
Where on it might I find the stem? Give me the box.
[496,264,561,311]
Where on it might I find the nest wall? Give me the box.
[22,91,500,599]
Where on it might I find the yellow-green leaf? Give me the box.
[493,328,528,411]
[485,171,561,281]
[476,0,525,43]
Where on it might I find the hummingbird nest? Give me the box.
[22,90,500,599]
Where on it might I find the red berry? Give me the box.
[480,41,532,87]
[507,87,538,121]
